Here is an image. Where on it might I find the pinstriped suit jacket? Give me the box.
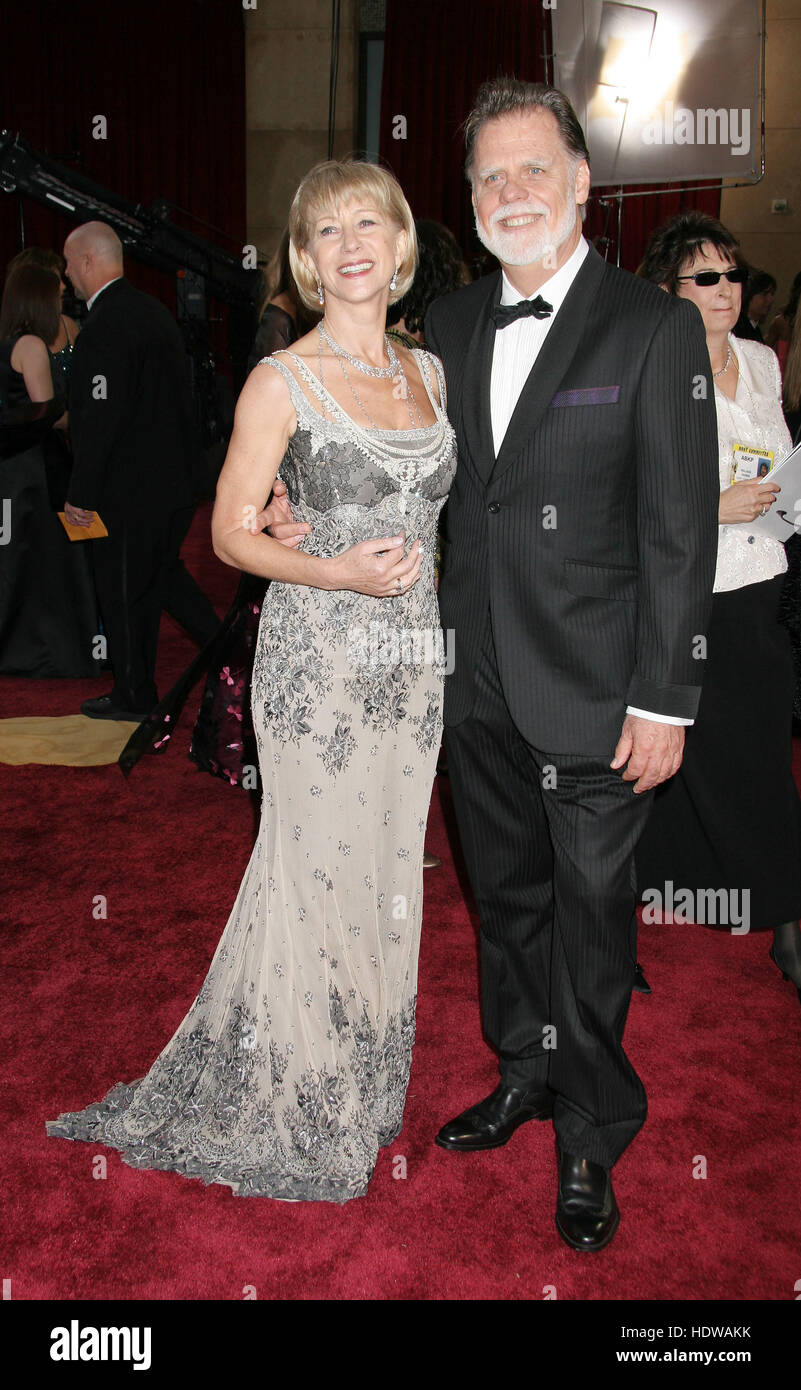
[425,243,720,757]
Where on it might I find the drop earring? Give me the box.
[316,277,325,306]
[389,265,398,292]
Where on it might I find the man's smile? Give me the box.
[498,214,541,227]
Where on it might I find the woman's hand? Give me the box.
[323,534,423,596]
[719,478,781,524]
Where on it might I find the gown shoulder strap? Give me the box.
[261,351,329,422]
[414,348,447,413]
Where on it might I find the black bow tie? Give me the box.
[491,295,553,329]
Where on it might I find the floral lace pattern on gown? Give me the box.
[46,348,457,1202]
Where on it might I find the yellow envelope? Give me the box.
[57,511,109,541]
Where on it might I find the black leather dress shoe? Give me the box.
[435,1082,554,1152]
[81,694,153,722]
[555,1147,619,1252]
[633,962,652,994]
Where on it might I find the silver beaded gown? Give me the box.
[46,348,457,1203]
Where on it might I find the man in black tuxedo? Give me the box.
[733,268,776,343]
[63,221,219,719]
[424,80,720,1250]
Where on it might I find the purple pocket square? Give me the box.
[550,386,620,407]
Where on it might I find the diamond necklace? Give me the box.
[317,324,424,433]
[317,321,397,377]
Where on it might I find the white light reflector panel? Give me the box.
[552,0,763,185]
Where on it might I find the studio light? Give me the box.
[554,0,763,186]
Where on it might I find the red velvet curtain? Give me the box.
[0,0,246,361]
[379,0,721,276]
[379,0,551,274]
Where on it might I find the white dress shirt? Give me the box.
[490,237,589,455]
[86,275,122,312]
[713,334,790,593]
[488,236,684,726]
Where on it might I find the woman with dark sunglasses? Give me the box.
[635,212,801,1007]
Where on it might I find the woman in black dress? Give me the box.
[0,264,98,677]
[5,246,81,400]
[636,213,801,1006]
[5,247,81,512]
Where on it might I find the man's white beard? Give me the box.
[474,175,578,269]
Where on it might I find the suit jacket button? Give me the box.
[488,501,500,514]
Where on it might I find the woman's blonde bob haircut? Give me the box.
[288,160,417,313]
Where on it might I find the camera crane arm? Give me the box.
[0,131,261,449]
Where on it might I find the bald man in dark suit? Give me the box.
[63,222,218,719]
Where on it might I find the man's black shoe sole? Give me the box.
[81,708,152,722]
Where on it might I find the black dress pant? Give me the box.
[445,616,652,1168]
[160,507,220,649]
[92,506,218,710]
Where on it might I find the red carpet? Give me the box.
[2,504,800,1300]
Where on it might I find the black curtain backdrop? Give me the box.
[0,0,246,369]
[379,0,721,277]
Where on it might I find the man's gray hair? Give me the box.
[464,77,591,183]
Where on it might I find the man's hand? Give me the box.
[260,477,311,548]
[611,714,685,793]
[64,502,93,528]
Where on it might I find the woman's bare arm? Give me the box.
[11,334,68,429]
[211,365,335,587]
[11,334,55,402]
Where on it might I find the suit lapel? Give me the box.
[488,246,607,484]
[459,272,501,485]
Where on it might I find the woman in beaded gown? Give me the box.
[47,160,457,1202]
